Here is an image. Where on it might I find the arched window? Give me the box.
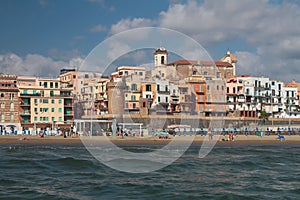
[0,93,4,98]
[193,71,197,75]
[10,103,14,111]
[161,56,165,64]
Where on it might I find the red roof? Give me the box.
[168,60,232,67]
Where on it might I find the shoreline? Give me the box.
[1,135,300,146]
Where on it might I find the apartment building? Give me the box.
[0,75,20,132]
[18,76,73,130]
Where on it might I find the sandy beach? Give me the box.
[1,134,300,145]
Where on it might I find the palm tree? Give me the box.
[259,110,269,125]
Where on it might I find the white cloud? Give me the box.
[0,53,83,78]
[107,0,300,81]
[110,18,155,35]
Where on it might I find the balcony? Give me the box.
[64,111,74,116]
[20,112,31,116]
[20,93,40,97]
[157,90,169,95]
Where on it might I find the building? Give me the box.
[18,76,73,130]
[0,75,20,133]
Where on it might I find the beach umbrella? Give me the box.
[244,127,249,136]
[277,127,281,136]
[222,128,226,136]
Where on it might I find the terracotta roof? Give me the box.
[168,60,232,67]
[221,53,237,62]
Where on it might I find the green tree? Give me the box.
[259,110,269,125]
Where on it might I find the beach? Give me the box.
[1,134,300,145]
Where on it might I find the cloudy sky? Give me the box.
[0,0,300,81]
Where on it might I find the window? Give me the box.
[233,87,236,93]
[200,85,203,92]
[44,82,47,88]
[158,96,161,102]
[227,87,229,93]
[157,85,160,91]
[51,99,55,104]
[0,93,4,97]
[207,95,211,101]
[51,108,55,112]
[52,117,55,122]
[133,103,136,109]
[204,71,208,75]
[0,103,4,109]
[23,90,28,94]
[161,56,165,64]
[143,102,146,107]
[131,95,136,101]
[59,108,62,112]
[131,84,137,91]
[40,117,43,121]
[165,85,168,92]
[59,117,62,122]
[50,91,54,96]
[50,82,53,88]
[1,114,4,122]
[139,72,143,76]
[55,82,59,88]
[10,103,14,111]
[34,117,37,121]
[199,96,203,102]
[165,97,168,102]
[146,94,151,99]
[10,114,14,122]
[58,100,62,104]
[34,108,37,112]
[246,89,250,95]
[146,85,151,91]
[217,85,219,90]
[193,71,197,75]
[207,85,210,90]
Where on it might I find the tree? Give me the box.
[259,110,269,125]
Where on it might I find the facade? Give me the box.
[18,76,73,130]
[226,75,300,119]
[0,75,20,133]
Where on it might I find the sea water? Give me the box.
[0,143,299,200]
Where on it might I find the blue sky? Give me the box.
[1,0,300,81]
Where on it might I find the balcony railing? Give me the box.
[20,112,31,116]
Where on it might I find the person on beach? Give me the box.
[207,128,213,140]
[229,132,234,141]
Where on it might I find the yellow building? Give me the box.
[18,76,73,130]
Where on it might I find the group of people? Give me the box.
[220,132,235,142]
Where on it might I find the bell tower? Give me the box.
[154,47,168,67]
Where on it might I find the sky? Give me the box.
[0,0,300,82]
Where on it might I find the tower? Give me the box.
[154,47,168,67]
[220,49,237,76]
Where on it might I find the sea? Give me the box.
[0,143,299,200]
